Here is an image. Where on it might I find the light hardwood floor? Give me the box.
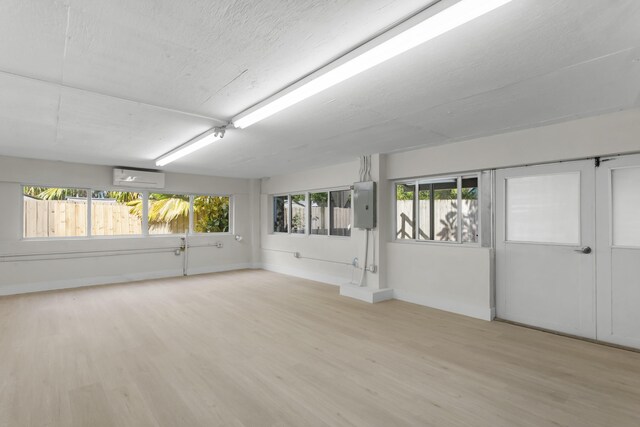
[1,270,639,426]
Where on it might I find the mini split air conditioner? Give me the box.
[113,168,165,189]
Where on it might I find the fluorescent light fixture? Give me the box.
[233,0,512,129]
[155,127,226,166]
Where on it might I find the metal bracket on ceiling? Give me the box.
[213,125,227,139]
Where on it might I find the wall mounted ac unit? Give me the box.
[113,168,165,189]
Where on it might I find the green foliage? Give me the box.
[291,213,303,232]
[107,191,140,203]
[24,187,87,200]
[309,192,328,205]
[25,187,229,233]
[194,196,229,233]
[396,185,477,201]
[395,184,414,201]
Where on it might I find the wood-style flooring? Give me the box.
[1,270,639,426]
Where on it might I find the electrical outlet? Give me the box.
[215,242,223,248]
[368,265,377,273]
[293,252,301,258]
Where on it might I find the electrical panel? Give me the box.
[353,181,376,229]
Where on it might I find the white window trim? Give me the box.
[271,186,353,238]
[392,172,481,246]
[328,188,353,238]
[289,193,307,236]
[272,193,291,234]
[20,185,233,240]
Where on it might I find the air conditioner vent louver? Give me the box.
[113,168,165,189]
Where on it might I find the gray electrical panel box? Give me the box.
[353,181,376,229]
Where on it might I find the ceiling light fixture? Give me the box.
[232,0,512,129]
[155,126,226,166]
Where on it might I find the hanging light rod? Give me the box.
[232,0,512,129]
[155,126,226,167]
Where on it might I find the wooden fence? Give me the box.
[309,206,350,234]
[24,198,89,238]
[92,200,142,236]
[23,197,185,237]
[396,199,478,241]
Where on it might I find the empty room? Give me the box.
[1,0,640,426]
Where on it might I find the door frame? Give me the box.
[494,159,597,338]
[595,153,640,349]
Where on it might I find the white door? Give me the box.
[596,154,640,349]
[496,160,596,339]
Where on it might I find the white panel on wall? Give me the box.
[505,172,580,244]
[612,167,640,247]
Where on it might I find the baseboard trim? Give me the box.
[393,289,493,321]
[187,263,255,276]
[258,264,492,320]
[0,269,183,297]
[0,263,255,297]
[3,262,492,323]
[259,263,345,286]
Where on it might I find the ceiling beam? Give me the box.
[0,68,228,125]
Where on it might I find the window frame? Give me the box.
[328,188,353,238]
[188,193,233,236]
[272,193,291,234]
[393,172,481,246]
[289,193,307,235]
[146,192,192,237]
[270,187,352,238]
[88,189,145,238]
[21,184,91,240]
[309,190,330,237]
[21,184,234,240]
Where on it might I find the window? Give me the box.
[193,195,230,233]
[273,189,351,237]
[395,175,479,244]
[461,177,479,243]
[91,191,142,236]
[273,195,289,233]
[23,187,88,238]
[612,167,640,247]
[506,173,579,244]
[432,178,459,242]
[330,190,351,237]
[148,193,190,235]
[396,183,415,239]
[309,192,328,235]
[23,186,233,239]
[290,194,306,234]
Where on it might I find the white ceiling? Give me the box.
[1,0,639,178]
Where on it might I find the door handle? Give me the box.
[574,246,592,254]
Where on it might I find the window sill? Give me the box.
[390,239,482,248]
[267,232,351,239]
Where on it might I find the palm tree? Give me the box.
[24,187,87,200]
[24,187,229,233]
[129,193,229,233]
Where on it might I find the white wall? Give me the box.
[388,243,492,320]
[4,108,639,319]
[260,160,363,285]
[385,108,640,320]
[0,156,256,295]
[387,108,640,179]
[259,108,640,321]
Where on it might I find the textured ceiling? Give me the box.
[0,0,639,178]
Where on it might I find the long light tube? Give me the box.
[233,0,512,129]
[155,127,225,166]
